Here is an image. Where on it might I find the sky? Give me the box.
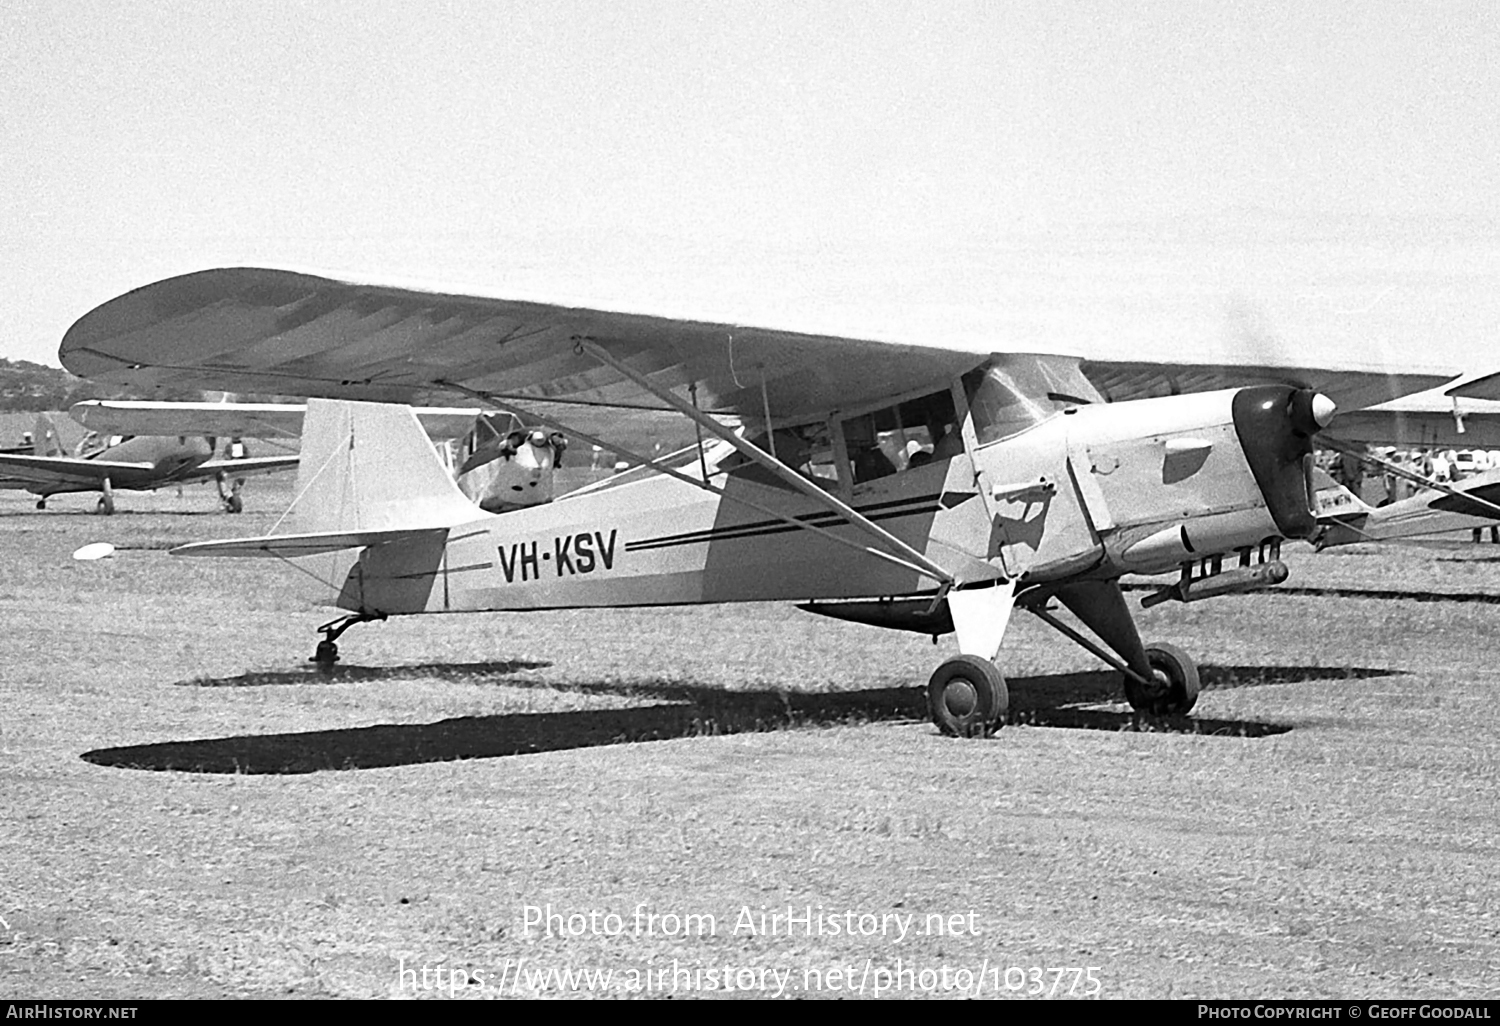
[4,1,1498,374]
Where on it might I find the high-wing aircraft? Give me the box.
[61,267,1464,736]
[0,411,297,514]
[70,399,568,513]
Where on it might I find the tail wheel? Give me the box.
[225,494,244,513]
[1125,642,1200,716]
[927,655,1008,738]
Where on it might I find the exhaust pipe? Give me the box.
[1141,560,1289,608]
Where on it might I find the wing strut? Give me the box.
[434,380,954,585]
[571,340,958,586]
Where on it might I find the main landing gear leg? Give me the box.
[926,583,1016,738]
[310,611,388,670]
[216,472,244,513]
[1040,580,1199,716]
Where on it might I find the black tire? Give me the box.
[226,494,244,514]
[1124,642,1200,716]
[927,655,1008,738]
[96,495,115,515]
[310,640,339,669]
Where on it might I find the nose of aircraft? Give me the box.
[1311,392,1337,428]
[1233,385,1330,541]
[1288,389,1338,436]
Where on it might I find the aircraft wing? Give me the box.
[0,453,151,488]
[70,400,482,441]
[1078,361,1450,416]
[1320,394,1500,450]
[1449,373,1500,401]
[62,266,1456,420]
[193,455,300,480]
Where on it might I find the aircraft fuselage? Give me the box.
[325,386,1313,617]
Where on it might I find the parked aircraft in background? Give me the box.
[61,267,1471,736]
[1315,466,1500,548]
[0,412,296,513]
[70,400,566,514]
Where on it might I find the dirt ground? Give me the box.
[1,480,1497,999]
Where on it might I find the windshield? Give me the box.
[963,355,1102,445]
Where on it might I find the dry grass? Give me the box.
[2,480,1498,999]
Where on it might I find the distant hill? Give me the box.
[0,359,266,412]
[0,359,85,411]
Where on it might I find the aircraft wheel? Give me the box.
[35,499,45,510]
[225,494,244,514]
[96,494,115,515]
[1125,642,1200,716]
[927,655,1008,738]
[310,640,339,670]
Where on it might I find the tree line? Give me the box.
[0,359,268,411]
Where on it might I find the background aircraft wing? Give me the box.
[0,454,151,488]
[70,401,308,439]
[70,400,482,441]
[191,455,300,480]
[62,266,1456,420]
[1318,395,1500,450]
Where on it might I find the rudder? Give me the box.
[294,398,481,533]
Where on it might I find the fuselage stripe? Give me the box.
[622,493,943,551]
[623,502,943,553]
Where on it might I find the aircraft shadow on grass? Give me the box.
[174,660,553,687]
[81,664,1400,775]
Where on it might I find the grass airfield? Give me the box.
[1,476,1498,1000]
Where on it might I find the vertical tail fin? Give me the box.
[32,413,68,456]
[1311,466,1374,521]
[292,399,481,533]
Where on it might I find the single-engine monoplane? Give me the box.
[60,267,1464,734]
[0,411,297,514]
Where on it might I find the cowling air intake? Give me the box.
[1232,385,1336,540]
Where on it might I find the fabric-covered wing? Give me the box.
[61,268,990,421]
[1080,360,1451,415]
[1449,373,1500,401]
[62,266,1455,420]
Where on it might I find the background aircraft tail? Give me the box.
[32,413,69,456]
[1311,467,1376,548]
[1316,466,1500,547]
[293,398,481,533]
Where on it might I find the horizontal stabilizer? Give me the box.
[172,527,447,559]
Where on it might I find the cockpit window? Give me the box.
[963,355,1102,445]
[719,423,839,489]
[840,387,961,479]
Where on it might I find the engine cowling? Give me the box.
[1231,385,1332,541]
